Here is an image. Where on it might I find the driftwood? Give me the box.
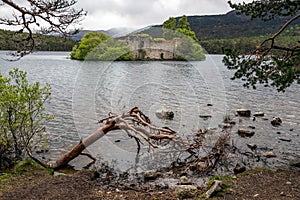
[31,107,176,170]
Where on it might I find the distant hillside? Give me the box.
[0,29,76,51]
[139,10,299,40]
[71,27,134,40]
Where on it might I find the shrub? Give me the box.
[0,68,53,169]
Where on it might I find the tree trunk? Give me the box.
[51,120,117,169]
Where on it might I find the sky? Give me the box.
[0,0,253,31]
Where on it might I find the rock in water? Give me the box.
[237,129,255,137]
[271,117,282,126]
[263,151,277,158]
[253,112,264,117]
[155,109,174,120]
[247,143,257,151]
[236,109,251,117]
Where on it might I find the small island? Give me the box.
[70,16,206,61]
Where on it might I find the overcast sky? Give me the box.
[0,0,252,31]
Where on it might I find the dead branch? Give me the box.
[31,107,176,170]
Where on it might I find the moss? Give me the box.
[150,38,166,43]
[239,167,271,177]
[0,173,12,184]
[201,175,235,198]
[14,158,45,174]
[198,193,207,199]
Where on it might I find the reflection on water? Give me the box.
[0,51,299,171]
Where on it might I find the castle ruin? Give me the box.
[125,34,181,60]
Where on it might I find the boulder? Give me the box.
[236,109,251,117]
[253,112,265,117]
[175,185,198,199]
[155,109,174,120]
[263,151,277,158]
[144,170,160,180]
[271,117,282,126]
[234,163,246,174]
[180,176,192,185]
[237,129,255,137]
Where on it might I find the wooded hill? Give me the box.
[140,10,299,40]
[0,29,76,52]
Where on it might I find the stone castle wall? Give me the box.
[125,35,181,60]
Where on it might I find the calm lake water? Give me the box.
[0,51,299,172]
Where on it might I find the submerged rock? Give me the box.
[247,143,257,151]
[199,114,212,119]
[219,123,232,129]
[155,109,174,120]
[263,151,277,158]
[236,109,251,117]
[237,129,255,137]
[253,112,265,117]
[278,137,291,142]
[290,160,300,168]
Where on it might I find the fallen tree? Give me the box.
[29,106,176,170]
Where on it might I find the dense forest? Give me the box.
[201,33,300,54]
[140,10,300,40]
[0,29,76,52]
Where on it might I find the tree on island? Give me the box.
[162,15,198,41]
[223,0,300,92]
[70,32,133,61]
[162,15,205,60]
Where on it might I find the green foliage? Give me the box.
[0,29,76,51]
[175,36,205,61]
[228,0,300,21]
[162,15,198,41]
[162,15,204,60]
[70,32,110,60]
[223,48,300,92]
[0,69,53,168]
[223,1,300,92]
[70,32,133,61]
[150,37,166,43]
[162,17,176,40]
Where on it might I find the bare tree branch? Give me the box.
[255,13,300,60]
[1,0,86,59]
